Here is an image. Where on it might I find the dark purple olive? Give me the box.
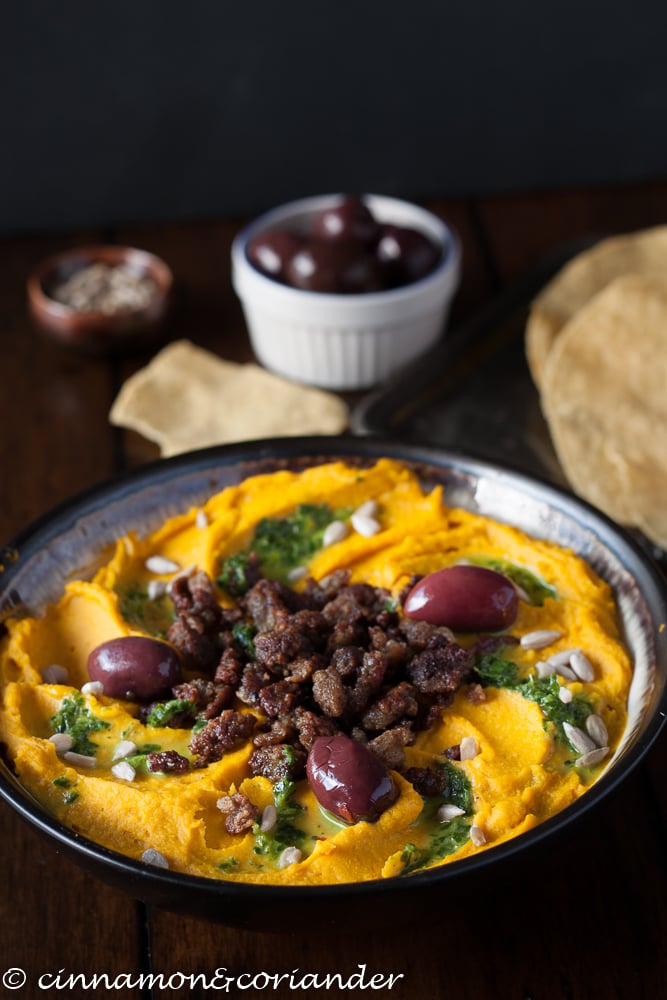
[376,224,442,286]
[311,196,380,247]
[306,733,397,823]
[338,249,385,293]
[403,565,519,632]
[87,636,182,701]
[246,228,302,282]
[286,241,382,293]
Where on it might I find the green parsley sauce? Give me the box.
[116,583,176,637]
[469,556,556,606]
[217,502,351,595]
[50,693,110,756]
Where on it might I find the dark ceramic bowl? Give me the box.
[27,245,172,356]
[1,436,666,931]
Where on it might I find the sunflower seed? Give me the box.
[147,579,167,600]
[520,629,563,650]
[536,660,557,678]
[63,751,97,769]
[562,722,596,755]
[546,649,578,680]
[354,499,379,519]
[260,804,278,833]
[112,739,138,761]
[145,555,180,575]
[48,733,74,753]
[513,584,532,603]
[437,803,465,822]
[278,846,302,868]
[576,746,609,768]
[322,520,349,547]
[570,650,595,682]
[142,848,169,869]
[195,508,209,529]
[81,680,104,696]
[287,566,308,583]
[111,761,136,782]
[547,648,578,667]
[585,714,608,747]
[558,686,573,704]
[460,736,479,761]
[555,662,578,681]
[470,824,487,846]
[41,663,69,684]
[351,512,381,537]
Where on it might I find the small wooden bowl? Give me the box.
[27,245,173,356]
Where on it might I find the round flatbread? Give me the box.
[526,226,667,389]
[540,273,667,545]
[110,340,349,455]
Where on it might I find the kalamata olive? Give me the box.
[403,565,519,632]
[338,250,385,293]
[286,241,382,293]
[306,733,397,823]
[376,224,442,286]
[311,196,380,247]
[286,242,344,292]
[246,228,302,282]
[87,636,182,701]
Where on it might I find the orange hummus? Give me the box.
[0,459,631,884]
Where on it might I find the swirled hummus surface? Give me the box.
[0,459,631,884]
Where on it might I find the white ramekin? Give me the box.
[231,193,461,390]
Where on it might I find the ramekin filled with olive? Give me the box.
[231,194,460,390]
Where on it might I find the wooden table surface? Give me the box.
[1,183,667,999]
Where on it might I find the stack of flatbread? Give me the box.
[526,226,667,549]
[110,340,348,456]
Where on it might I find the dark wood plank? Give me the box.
[0,812,146,996]
[475,179,667,286]
[0,233,119,537]
[0,232,144,992]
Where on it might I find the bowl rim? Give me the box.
[231,193,461,310]
[1,434,666,907]
[26,244,173,320]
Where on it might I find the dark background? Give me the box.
[2,0,667,234]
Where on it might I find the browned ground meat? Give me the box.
[257,679,302,717]
[237,663,274,706]
[252,716,298,748]
[150,568,478,789]
[167,569,240,672]
[248,743,307,782]
[345,650,388,715]
[292,707,339,750]
[172,678,235,718]
[361,680,419,731]
[146,750,190,774]
[189,710,256,763]
[368,724,416,769]
[312,668,347,718]
[241,576,317,632]
[254,611,328,672]
[466,682,487,705]
[406,639,473,695]
[399,618,456,651]
[401,766,447,797]
[216,792,260,834]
